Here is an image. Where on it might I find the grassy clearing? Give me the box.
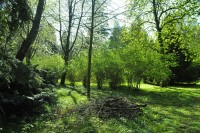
[3,84,200,133]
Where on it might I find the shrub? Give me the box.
[93,50,106,89]
[0,54,56,125]
[0,54,18,89]
[105,53,123,89]
[31,54,64,78]
[173,62,200,84]
[39,69,58,86]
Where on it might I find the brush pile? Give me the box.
[77,97,146,119]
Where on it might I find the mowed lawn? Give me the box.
[4,83,200,133]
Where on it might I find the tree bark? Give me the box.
[16,0,45,61]
[152,0,164,54]
[60,0,73,85]
[60,0,85,85]
[60,71,67,85]
[87,0,95,99]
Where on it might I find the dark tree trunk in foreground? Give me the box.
[87,0,95,99]
[16,0,45,61]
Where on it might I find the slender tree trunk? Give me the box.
[87,0,95,99]
[60,57,70,85]
[60,0,73,85]
[157,30,164,54]
[60,0,85,85]
[60,66,67,85]
[16,0,45,61]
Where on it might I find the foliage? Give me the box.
[105,50,124,89]
[66,59,81,86]
[0,53,57,126]
[0,0,31,56]
[0,56,42,94]
[162,23,200,84]
[67,51,88,87]
[32,54,64,77]
[31,54,65,85]
[0,0,31,33]
[127,0,200,85]
[0,67,42,126]
[32,21,58,55]
[1,0,200,130]
[109,20,123,49]
[39,69,58,86]
[92,46,124,90]
[121,23,172,87]
[0,54,18,89]
[92,48,108,89]
[0,0,31,57]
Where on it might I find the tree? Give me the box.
[151,0,199,54]
[162,22,200,83]
[16,0,45,61]
[109,20,123,49]
[128,0,200,84]
[85,0,110,98]
[86,0,96,98]
[25,21,58,65]
[120,22,171,88]
[58,0,85,85]
[129,0,199,52]
[0,0,31,56]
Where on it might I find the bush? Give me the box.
[93,50,107,89]
[105,55,123,89]
[0,54,57,125]
[39,69,58,86]
[0,54,18,89]
[0,55,43,95]
[172,62,200,84]
[95,71,105,89]
[31,54,64,78]
[10,63,43,95]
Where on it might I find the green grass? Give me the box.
[2,84,200,133]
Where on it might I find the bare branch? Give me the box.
[94,0,107,15]
[58,0,65,53]
[158,7,178,21]
[70,0,85,51]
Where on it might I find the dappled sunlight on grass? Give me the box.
[6,83,200,133]
[133,84,200,132]
[55,87,88,109]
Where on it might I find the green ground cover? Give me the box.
[2,84,200,133]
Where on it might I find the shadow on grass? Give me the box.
[70,86,87,96]
[60,114,99,133]
[169,83,200,89]
[57,84,200,132]
[115,85,200,108]
[63,84,200,108]
[67,91,78,104]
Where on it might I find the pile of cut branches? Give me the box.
[77,97,146,119]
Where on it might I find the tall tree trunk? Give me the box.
[60,65,67,85]
[60,0,85,85]
[16,0,45,61]
[87,0,95,99]
[60,58,69,85]
[60,0,73,85]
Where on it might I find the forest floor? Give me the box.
[2,83,200,133]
